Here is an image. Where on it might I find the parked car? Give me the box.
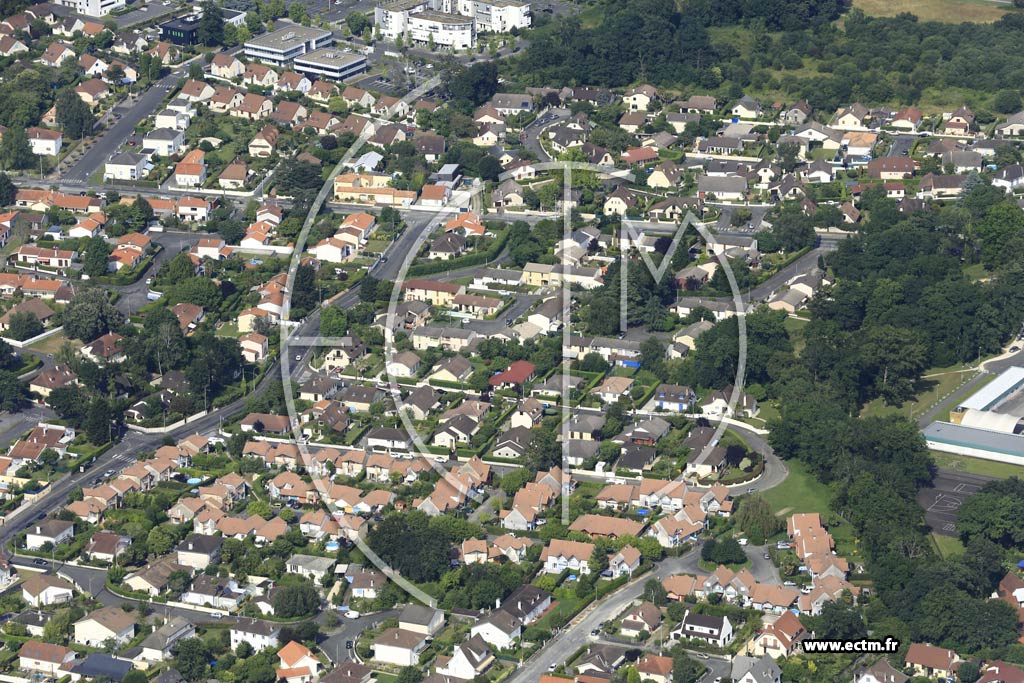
[344,610,360,619]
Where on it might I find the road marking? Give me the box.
[926,494,961,513]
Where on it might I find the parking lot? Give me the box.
[104,0,177,28]
[917,469,994,537]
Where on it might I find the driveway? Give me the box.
[886,134,916,158]
[320,608,401,663]
[521,108,569,162]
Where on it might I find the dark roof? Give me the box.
[617,444,656,470]
[154,669,186,683]
[682,612,727,630]
[501,585,552,621]
[176,534,222,555]
[232,618,281,637]
[399,604,442,626]
[68,654,133,682]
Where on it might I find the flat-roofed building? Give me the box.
[293,48,368,81]
[243,25,333,66]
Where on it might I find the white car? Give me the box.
[344,610,360,619]
[737,538,748,546]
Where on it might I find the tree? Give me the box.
[956,477,1024,550]
[994,89,1022,114]
[812,601,865,640]
[236,641,254,658]
[397,668,421,683]
[197,0,225,46]
[83,236,113,277]
[0,172,15,205]
[124,670,148,683]
[642,578,668,606]
[174,639,211,682]
[670,648,704,683]
[292,263,318,311]
[0,371,31,412]
[106,62,127,85]
[524,429,561,471]
[346,11,369,35]
[1,126,33,170]
[700,537,745,565]
[478,155,501,181]
[957,662,981,683]
[6,311,42,341]
[271,582,319,618]
[146,525,174,556]
[446,61,498,108]
[288,2,308,23]
[85,398,112,444]
[858,325,928,404]
[60,288,121,342]
[169,277,222,309]
[367,510,451,583]
[735,495,782,542]
[56,88,95,139]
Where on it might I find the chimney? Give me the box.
[517,601,522,611]
[35,526,40,534]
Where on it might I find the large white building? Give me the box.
[456,0,530,32]
[243,25,334,66]
[375,0,529,49]
[55,0,124,17]
[293,48,369,81]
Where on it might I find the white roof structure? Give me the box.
[957,366,1024,412]
[960,409,1021,434]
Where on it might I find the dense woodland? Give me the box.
[514,0,1024,112]
[571,176,1024,668]
[743,180,1024,664]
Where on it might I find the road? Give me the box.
[521,108,569,162]
[320,608,400,663]
[50,558,401,653]
[61,66,188,185]
[110,230,204,315]
[0,405,56,451]
[713,205,771,232]
[508,546,707,683]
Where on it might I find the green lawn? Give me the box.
[762,460,832,516]
[29,331,76,355]
[783,316,808,356]
[860,366,978,421]
[215,322,240,338]
[963,263,991,282]
[930,449,1024,479]
[931,532,965,559]
[534,591,586,631]
[853,0,1010,22]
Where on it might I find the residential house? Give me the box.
[673,612,733,647]
[905,644,960,680]
[73,607,135,648]
[372,629,428,666]
[22,573,75,606]
[19,642,76,677]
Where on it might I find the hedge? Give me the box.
[406,226,511,277]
